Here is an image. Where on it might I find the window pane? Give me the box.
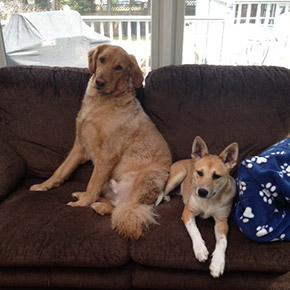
[0,0,151,74]
[183,1,290,68]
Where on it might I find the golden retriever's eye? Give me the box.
[197,170,203,177]
[99,57,105,64]
[212,173,221,180]
[114,65,122,71]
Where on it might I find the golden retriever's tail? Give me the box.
[111,201,158,239]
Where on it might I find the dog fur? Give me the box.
[30,44,172,239]
[164,136,238,277]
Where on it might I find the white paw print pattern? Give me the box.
[271,233,286,242]
[270,151,286,156]
[242,156,269,169]
[279,163,290,178]
[240,207,255,223]
[265,139,288,152]
[256,225,273,237]
[259,182,278,205]
[238,181,247,195]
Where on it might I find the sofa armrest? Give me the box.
[0,141,25,201]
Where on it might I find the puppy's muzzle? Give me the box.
[197,188,216,199]
[95,77,105,90]
[197,188,209,198]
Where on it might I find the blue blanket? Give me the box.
[234,138,290,242]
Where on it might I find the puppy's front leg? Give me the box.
[209,218,228,278]
[182,203,209,262]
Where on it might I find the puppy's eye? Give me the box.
[196,170,203,177]
[212,173,221,180]
[114,65,122,71]
[99,57,105,64]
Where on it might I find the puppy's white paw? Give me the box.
[193,242,209,263]
[209,252,225,278]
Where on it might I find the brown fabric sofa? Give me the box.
[0,64,289,289]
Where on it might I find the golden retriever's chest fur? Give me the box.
[77,97,119,160]
[76,89,140,163]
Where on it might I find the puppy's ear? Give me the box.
[88,44,110,74]
[191,136,209,160]
[219,143,239,169]
[129,55,144,88]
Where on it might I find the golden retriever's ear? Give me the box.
[129,55,144,88]
[88,48,97,74]
[88,44,110,74]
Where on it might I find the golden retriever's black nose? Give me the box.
[96,77,105,89]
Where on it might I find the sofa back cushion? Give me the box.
[1,65,290,179]
[0,66,91,179]
[144,65,290,175]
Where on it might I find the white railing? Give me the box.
[82,15,151,41]
[183,16,226,64]
[233,1,290,26]
[82,10,290,69]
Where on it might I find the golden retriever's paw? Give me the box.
[30,183,50,191]
[71,191,85,201]
[67,199,90,207]
[91,202,113,215]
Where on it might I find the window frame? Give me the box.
[151,0,185,69]
[0,24,7,67]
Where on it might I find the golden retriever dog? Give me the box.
[30,44,172,239]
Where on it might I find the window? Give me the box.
[0,0,151,74]
[183,1,290,68]
[1,0,290,70]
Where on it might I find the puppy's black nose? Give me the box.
[95,77,105,89]
[198,188,208,198]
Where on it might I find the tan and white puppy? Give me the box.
[164,136,238,278]
[30,44,172,239]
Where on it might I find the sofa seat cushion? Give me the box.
[0,265,131,289]
[0,178,129,268]
[132,264,290,289]
[130,196,290,273]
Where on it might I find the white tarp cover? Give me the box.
[3,10,110,67]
